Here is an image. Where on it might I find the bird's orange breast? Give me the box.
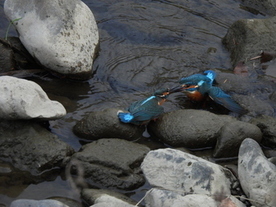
[186,90,205,101]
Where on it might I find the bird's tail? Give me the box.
[117,111,134,123]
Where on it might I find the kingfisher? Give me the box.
[177,70,246,114]
[118,87,182,125]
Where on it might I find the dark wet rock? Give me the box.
[0,38,15,72]
[10,199,69,207]
[240,0,276,16]
[67,138,150,190]
[141,148,237,196]
[147,109,233,148]
[213,120,262,158]
[223,16,276,66]
[238,138,276,207]
[73,108,144,140]
[82,189,136,207]
[0,120,74,179]
[4,0,99,79]
[250,115,276,148]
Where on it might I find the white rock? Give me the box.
[145,188,217,207]
[0,76,66,119]
[10,199,69,207]
[238,138,276,207]
[141,148,234,196]
[90,195,136,207]
[4,0,99,78]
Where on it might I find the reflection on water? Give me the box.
[0,0,267,206]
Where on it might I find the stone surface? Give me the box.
[213,120,262,158]
[10,199,69,207]
[240,0,276,16]
[141,148,236,196]
[0,120,74,177]
[145,188,217,207]
[0,76,66,120]
[68,138,150,190]
[223,16,276,66]
[250,115,276,148]
[81,189,137,206]
[148,109,228,148]
[238,138,276,207]
[73,108,144,140]
[4,0,99,79]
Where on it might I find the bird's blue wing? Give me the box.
[179,74,211,85]
[204,70,217,84]
[208,87,245,114]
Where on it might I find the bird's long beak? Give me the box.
[168,84,188,93]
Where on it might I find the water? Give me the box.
[0,0,267,206]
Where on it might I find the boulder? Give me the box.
[148,109,231,148]
[10,199,69,207]
[145,188,217,207]
[223,16,276,66]
[0,76,66,120]
[82,189,136,207]
[4,0,99,79]
[73,108,144,140]
[240,0,276,16]
[238,138,276,207]
[0,120,74,177]
[213,120,262,158]
[68,138,150,190]
[141,148,236,196]
[250,115,276,148]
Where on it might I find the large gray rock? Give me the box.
[213,120,262,158]
[10,199,69,207]
[68,138,150,190]
[148,109,229,148]
[141,148,236,196]
[73,108,144,140]
[0,76,66,120]
[223,16,276,66]
[4,0,99,79]
[0,120,74,177]
[145,188,217,207]
[250,115,276,148]
[238,138,276,207]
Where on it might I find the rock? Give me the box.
[223,16,276,66]
[0,120,74,177]
[141,148,236,196]
[250,115,276,148]
[148,109,231,148]
[213,120,262,158]
[145,188,218,207]
[0,76,66,120]
[68,138,150,190]
[10,199,69,207]
[0,38,15,72]
[82,189,136,207]
[238,138,276,207]
[240,0,276,16]
[4,0,99,79]
[73,108,144,140]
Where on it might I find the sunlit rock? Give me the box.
[141,148,236,196]
[238,138,276,207]
[82,189,137,207]
[10,199,69,207]
[68,138,150,190]
[4,0,99,79]
[0,76,66,120]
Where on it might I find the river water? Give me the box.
[0,0,266,206]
